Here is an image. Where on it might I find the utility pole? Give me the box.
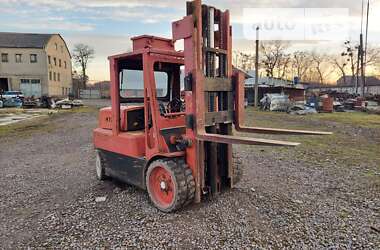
[254,26,259,107]
[357,0,364,96]
[356,45,360,95]
[360,34,365,97]
[363,0,370,96]
[358,0,370,97]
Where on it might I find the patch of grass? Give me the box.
[310,112,380,129]
[294,133,380,166]
[0,106,98,138]
[0,108,25,115]
[241,108,380,168]
[245,108,380,129]
[364,169,380,189]
[64,106,99,114]
[0,115,57,138]
[365,169,380,177]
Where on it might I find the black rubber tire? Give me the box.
[146,159,195,213]
[177,159,195,206]
[95,150,107,181]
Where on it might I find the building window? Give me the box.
[62,87,64,95]
[55,43,58,50]
[59,59,61,67]
[54,57,57,66]
[64,61,67,69]
[30,54,37,63]
[1,53,8,62]
[21,79,40,85]
[61,45,63,53]
[57,73,60,82]
[48,55,51,64]
[49,71,52,80]
[53,72,56,81]
[15,54,22,63]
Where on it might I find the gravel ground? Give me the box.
[0,103,379,249]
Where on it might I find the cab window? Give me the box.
[120,69,168,98]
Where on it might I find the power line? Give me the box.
[361,0,365,34]
[364,0,370,65]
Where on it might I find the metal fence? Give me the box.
[308,86,380,95]
[79,89,101,99]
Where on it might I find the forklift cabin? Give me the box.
[94,36,196,211]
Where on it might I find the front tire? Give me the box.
[95,150,106,180]
[146,159,195,213]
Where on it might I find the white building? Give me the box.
[0,32,73,97]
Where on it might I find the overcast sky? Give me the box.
[1,0,379,81]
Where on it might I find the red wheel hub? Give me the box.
[148,166,175,207]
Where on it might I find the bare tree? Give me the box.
[260,41,289,78]
[276,53,291,79]
[292,51,313,81]
[304,68,320,83]
[331,56,348,85]
[72,44,95,88]
[341,41,359,86]
[364,46,380,67]
[311,53,334,84]
[375,60,380,73]
[232,51,255,72]
[340,41,380,84]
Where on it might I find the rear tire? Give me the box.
[146,159,195,213]
[95,150,106,181]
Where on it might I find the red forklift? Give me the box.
[93,0,331,212]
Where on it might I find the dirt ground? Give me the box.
[0,101,379,249]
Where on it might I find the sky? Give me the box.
[1,0,379,82]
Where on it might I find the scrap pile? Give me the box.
[55,99,83,109]
[259,91,380,115]
[260,94,291,112]
[0,91,83,110]
[259,93,329,115]
[318,91,380,114]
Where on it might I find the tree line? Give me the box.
[233,40,380,85]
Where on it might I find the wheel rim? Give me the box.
[148,166,175,208]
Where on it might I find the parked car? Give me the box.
[1,91,24,100]
[3,98,23,108]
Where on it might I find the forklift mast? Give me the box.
[172,1,235,201]
[172,0,331,202]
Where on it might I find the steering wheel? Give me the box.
[167,97,183,113]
